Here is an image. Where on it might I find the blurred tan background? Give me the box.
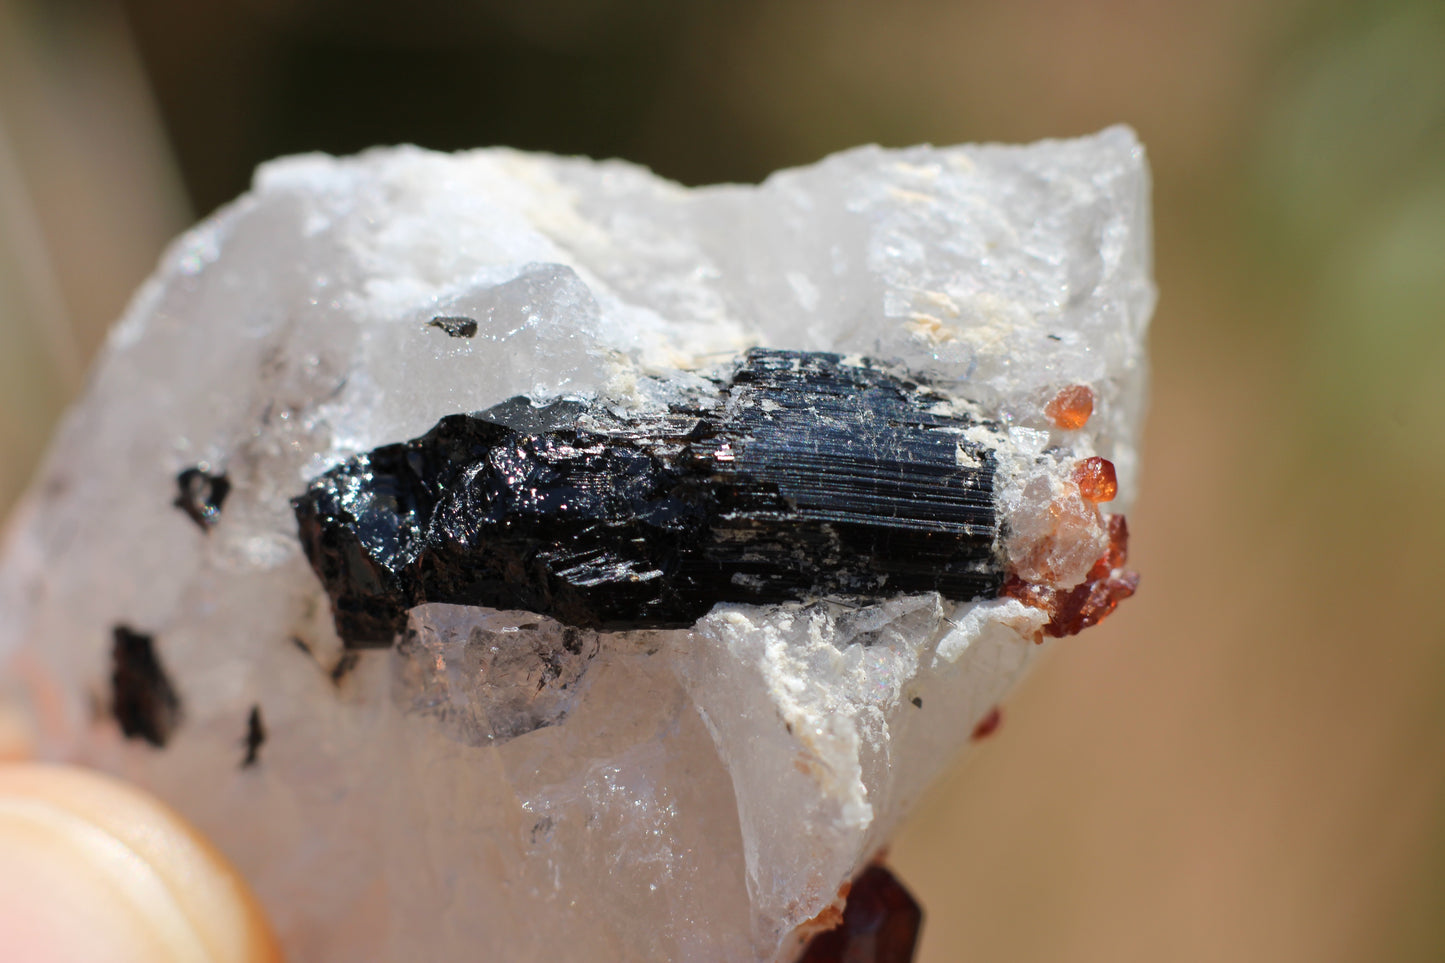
[2,1,1442,960]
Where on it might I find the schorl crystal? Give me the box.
[428,315,479,338]
[174,467,230,530]
[294,349,1004,647]
[110,625,182,747]
[242,704,266,768]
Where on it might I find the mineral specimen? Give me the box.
[0,128,1153,962]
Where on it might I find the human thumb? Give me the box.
[0,762,282,963]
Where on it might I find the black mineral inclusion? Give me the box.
[294,349,1003,647]
[428,315,479,338]
[110,625,182,747]
[241,704,266,769]
[174,467,230,530]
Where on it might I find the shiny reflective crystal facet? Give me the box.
[294,349,1004,647]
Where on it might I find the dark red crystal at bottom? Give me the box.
[796,864,923,963]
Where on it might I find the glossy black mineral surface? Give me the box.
[294,349,1003,647]
[428,315,478,338]
[174,467,230,530]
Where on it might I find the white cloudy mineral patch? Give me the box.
[0,127,1152,962]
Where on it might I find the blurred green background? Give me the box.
[2,1,1442,960]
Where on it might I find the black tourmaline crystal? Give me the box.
[174,467,230,530]
[241,705,266,769]
[110,625,182,747]
[294,349,1003,647]
[428,315,479,338]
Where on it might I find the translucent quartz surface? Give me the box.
[0,128,1152,962]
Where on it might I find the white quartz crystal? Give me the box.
[0,128,1152,962]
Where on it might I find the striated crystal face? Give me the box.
[0,129,1152,962]
[293,348,1006,645]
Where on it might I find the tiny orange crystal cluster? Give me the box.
[1005,514,1139,638]
[1005,386,1139,638]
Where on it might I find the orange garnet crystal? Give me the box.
[1073,456,1118,503]
[1045,384,1094,430]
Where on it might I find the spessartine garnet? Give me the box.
[1073,456,1118,503]
[1005,514,1138,638]
[796,864,923,963]
[1045,384,1094,430]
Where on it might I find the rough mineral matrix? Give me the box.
[0,128,1153,963]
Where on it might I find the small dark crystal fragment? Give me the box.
[241,704,266,768]
[174,467,230,529]
[428,315,478,338]
[110,626,182,747]
[797,864,923,963]
[971,705,1003,740]
[294,349,1004,647]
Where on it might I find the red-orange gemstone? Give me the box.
[1073,456,1118,503]
[971,706,1002,741]
[1045,384,1094,430]
[1001,574,1050,610]
[1087,514,1130,580]
[1002,514,1138,638]
[1043,570,1139,638]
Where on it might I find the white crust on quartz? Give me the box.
[0,129,1152,962]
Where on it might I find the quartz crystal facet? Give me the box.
[0,128,1153,962]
